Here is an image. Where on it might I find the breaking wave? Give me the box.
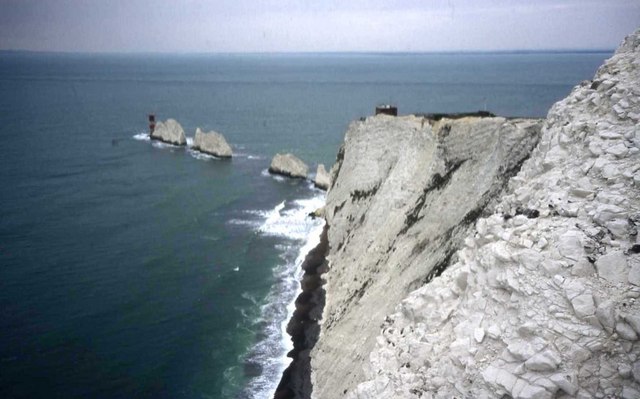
[230,195,325,398]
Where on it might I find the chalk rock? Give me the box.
[606,142,629,158]
[314,164,331,190]
[594,204,626,225]
[596,251,629,284]
[507,338,545,361]
[623,386,640,399]
[474,327,485,343]
[150,118,186,145]
[629,261,640,286]
[518,384,553,399]
[192,128,232,158]
[596,300,616,332]
[633,362,640,383]
[550,374,579,396]
[525,350,562,371]
[571,293,596,319]
[268,153,309,179]
[625,314,640,334]
[599,131,623,139]
[482,365,518,392]
[487,324,501,339]
[616,322,638,341]
[557,230,585,261]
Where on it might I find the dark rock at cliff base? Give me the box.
[274,226,328,399]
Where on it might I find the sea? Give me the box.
[0,50,611,398]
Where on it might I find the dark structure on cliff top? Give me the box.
[375,104,398,116]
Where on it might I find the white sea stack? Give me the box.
[306,28,640,399]
[192,128,232,158]
[314,164,331,190]
[150,118,186,146]
[268,153,309,179]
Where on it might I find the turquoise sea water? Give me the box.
[0,51,610,398]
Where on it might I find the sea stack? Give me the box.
[314,164,331,190]
[150,118,187,146]
[268,153,309,179]
[192,128,233,158]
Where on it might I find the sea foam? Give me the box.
[132,132,150,141]
[238,195,325,398]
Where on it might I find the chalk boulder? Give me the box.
[192,128,233,158]
[150,118,186,146]
[269,153,308,179]
[314,164,331,190]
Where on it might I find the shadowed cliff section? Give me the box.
[274,226,329,399]
[309,113,542,398]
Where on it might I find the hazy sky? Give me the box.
[1,0,639,52]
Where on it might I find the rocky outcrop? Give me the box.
[192,128,232,158]
[314,165,331,190]
[269,153,309,179]
[309,207,325,220]
[150,118,186,146]
[344,29,640,399]
[309,112,542,397]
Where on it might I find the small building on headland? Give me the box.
[375,104,397,116]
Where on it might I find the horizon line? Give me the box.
[0,48,615,56]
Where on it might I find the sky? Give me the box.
[0,0,639,53]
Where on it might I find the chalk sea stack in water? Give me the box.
[268,153,309,179]
[314,164,331,190]
[192,128,233,158]
[150,118,187,146]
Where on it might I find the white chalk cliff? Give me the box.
[310,113,542,397]
[308,29,640,399]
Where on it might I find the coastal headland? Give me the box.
[279,28,640,398]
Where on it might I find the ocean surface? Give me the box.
[0,50,610,398]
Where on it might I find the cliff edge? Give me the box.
[337,29,640,399]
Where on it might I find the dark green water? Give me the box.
[0,51,610,398]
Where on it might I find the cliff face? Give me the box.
[325,29,640,399]
[310,114,542,397]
